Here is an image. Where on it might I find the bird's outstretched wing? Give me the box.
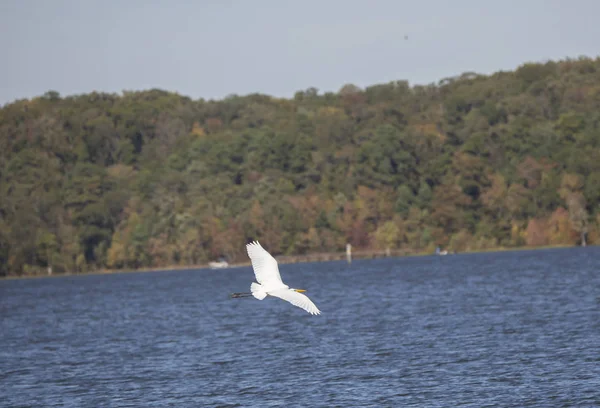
[246,241,283,286]
[269,289,321,315]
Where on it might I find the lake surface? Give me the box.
[1,247,599,407]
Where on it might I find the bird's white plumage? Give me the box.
[246,241,283,288]
[250,282,267,300]
[245,241,321,315]
[269,289,321,315]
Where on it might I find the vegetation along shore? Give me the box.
[1,57,599,277]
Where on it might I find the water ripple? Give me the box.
[1,247,600,406]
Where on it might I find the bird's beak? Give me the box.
[295,289,306,293]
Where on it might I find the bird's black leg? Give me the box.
[230,292,253,298]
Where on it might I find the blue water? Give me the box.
[1,247,599,407]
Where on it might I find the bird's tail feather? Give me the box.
[250,282,267,300]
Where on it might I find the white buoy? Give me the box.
[346,243,352,264]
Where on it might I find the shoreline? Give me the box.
[0,243,585,281]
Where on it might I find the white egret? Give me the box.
[230,241,321,315]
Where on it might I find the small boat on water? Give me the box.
[435,246,448,256]
[208,259,229,269]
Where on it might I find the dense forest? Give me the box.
[1,57,599,276]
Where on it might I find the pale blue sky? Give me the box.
[1,0,599,105]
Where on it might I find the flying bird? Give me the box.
[230,241,321,315]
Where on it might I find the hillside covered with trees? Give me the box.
[1,57,600,276]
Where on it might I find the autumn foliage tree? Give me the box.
[2,57,600,276]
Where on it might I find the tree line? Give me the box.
[1,56,599,276]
